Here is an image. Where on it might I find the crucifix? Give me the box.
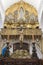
[19,25,24,48]
[19,30,23,42]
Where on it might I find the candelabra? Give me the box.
[31,42,38,59]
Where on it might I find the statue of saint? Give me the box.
[1,42,11,57]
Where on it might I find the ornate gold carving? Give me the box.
[11,50,30,58]
[4,0,39,29]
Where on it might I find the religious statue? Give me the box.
[2,42,11,57]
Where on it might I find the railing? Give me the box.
[0,58,43,65]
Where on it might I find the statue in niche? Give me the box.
[18,7,25,21]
